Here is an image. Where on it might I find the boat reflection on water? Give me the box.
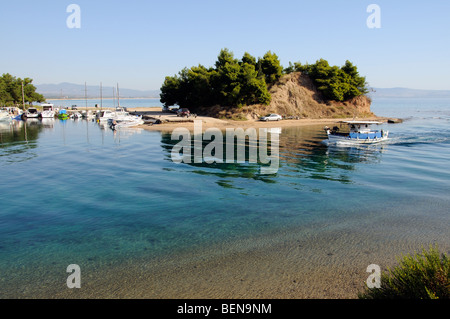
[0,119,46,163]
[159,124,387,189]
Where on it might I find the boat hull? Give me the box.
[40,111,55,118]
[0,111,12,122]
[327,133,389,145]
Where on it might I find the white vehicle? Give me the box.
[40,103,56,118]
[260,114,282,121]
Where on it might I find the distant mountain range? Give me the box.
[36,82,160,99]
[369,87,450,98]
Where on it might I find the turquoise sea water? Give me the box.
[0,98,449,297]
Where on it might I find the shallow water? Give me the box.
[0,98,449,297]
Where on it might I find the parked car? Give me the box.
[177,108,190,117]
[70,105,78,110]
[260,113,282,121]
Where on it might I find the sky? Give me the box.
[1,0,449,91]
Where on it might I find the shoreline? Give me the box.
[136,116,398,133]
[124,107,399,132]
[136,117,392,132]
[38,106,401,131]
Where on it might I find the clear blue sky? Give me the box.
[1,0,449,91]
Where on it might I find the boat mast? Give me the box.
[85,82,88,111]
[21,81,25,110]
[117,83,120,108]
[113,87,116,108]
[100,82,103,110]
[60,89,64,109]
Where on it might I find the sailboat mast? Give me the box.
[85,82,88,111]
[113,87,116,108]
[21,81,25,110]
[117,83,120,108]
[100,82,103,110]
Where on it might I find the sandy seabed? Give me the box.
[3,207,449,299]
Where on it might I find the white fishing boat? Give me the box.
[109,117,144,130]
[324,121,389,145]
[40,103,56,118]
[22,107,40,119]
[96,109,116,122]
[71,112,83,119]
[81,110,95,119]
[108,108,144,129]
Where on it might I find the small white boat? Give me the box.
[40,103,56,118]
[81,110,95,119]
[71,112,83,119]
[108,107,144,129]
[324,121,389,145]
[109,115,144,130]
[22,107,40,119]
[0,110,12,122]
[96,109,116,122]
[114,107,131,119]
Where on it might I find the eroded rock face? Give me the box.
[199,72,374,120]
[258,72,373,119]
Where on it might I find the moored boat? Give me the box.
[109,116,144,130]
[58,109,69,120]
[71,112,83,119]
[81,110,95,120]
[96,109,115,122]
[0,110,12,122]
[22,107,40,119]
[324,121,389,145]
[40,103,56,118]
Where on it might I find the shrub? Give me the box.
[359,245,450,299]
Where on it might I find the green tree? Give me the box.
[160,75,181,107]
[215,48,237,70]
[241,52,257,67]
[179,65,215,108]
[341,60,369,99]
[238,62,271,106]
[259,51,283,85]
[0,73,44,107]
[214,49,242,106]
[283,62,295,74]
[298,59,369,102]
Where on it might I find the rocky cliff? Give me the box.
[203,72,374,120]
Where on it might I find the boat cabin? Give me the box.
[41,103,54,111]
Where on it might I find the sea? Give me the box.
[0,97,449,298]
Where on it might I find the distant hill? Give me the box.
[370,87,450,98]
[36,82,160,99]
